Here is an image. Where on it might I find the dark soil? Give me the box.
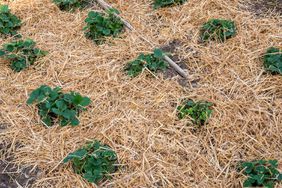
[160,39,200,87]
[0,137,40,188]
[0,160,40,188]
[160,40,189,86]
[242,0,282,16]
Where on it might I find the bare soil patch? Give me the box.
[160,39,201,87]
[0,139,40,188]
[241,0,282,16]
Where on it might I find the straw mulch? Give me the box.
[0,0,281,187]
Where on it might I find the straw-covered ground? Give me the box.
[0,0,281,187]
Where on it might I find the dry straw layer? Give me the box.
[0,0,281,187]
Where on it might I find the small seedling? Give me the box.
[239,160,282,188]
[125,48,168,77]
[63,140,118,184]
[200,19,236,42]
[263,47,282,74]
[84,9,124,44]
[53,0,88,11]
[0,5,21,37]
[0,39,47,72]
[27,85,91,127]
[177,99,213,125]
[153,0,187,9]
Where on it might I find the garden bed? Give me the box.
[0,0,281,187]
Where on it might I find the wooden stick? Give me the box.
[95,0,188,78]
[95,0,134,30]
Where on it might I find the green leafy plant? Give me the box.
[53,0,88,11]
[0,39,47,72]
[263,47,282,74]
[27,85,91,127]
[125,48,168,77]
[200,19,236,42]
[177,99,213,125]
[84,9,124,44]
[239,160,282,188]
[153,0,187,9]
[63,140,118,184]
[0,5,21,36]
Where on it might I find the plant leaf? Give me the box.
[153,48,164,59]
[63,149,88,163]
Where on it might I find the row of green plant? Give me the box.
[0,5,47,71]
[62,142,282,187]
[84,14,237,44]
[124,46,281,78]
[0,4,255,46]
[2,4,277,76]
[63,141,282,187]
[1,4,280,76]
[26,86,212,128]
[51,1,236,44]
[52,0,188,10]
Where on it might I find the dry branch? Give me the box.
[95,0,134,30]
[95,0,188,78]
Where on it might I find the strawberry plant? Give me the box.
[63,140,118,184]
[0,39,47,72]
[84,9,124,44]
[125,48,168,77]
[53,0,88,11]
[263,47,282,74]
[0,5,21,37]
[177,99,213,125]
[200,19,236,42]
[239,160,282,188]
[27,85,91,127]
[153,0,187,9]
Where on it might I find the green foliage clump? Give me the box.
[84,9,124,44]
[125,48,168,77]
[239,160,282,188]
[177,100,213,125]
[63,140,118,184]
[200,19,236,42]
[53,0,88,11]
[263,47,282,74]
[153,0,187,9]
[27,85,91,127]
[0,39,47,72]
[0,5,21,37]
